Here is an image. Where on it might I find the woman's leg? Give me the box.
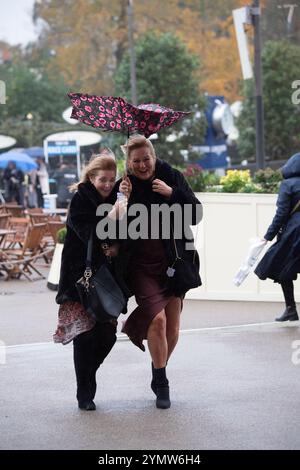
[147,310,171,408]
[276,280,299,321]
[73,327,97,408]
[73,322,116,409]
[147,310,168,368]
[165,297,182,361]
[281,280,295,307]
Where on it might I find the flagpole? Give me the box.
[127,0,137,105]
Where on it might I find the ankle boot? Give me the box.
[153,366,171,409]
[151,362,157,396]
[276,306,299,322]
[78,400,96,411]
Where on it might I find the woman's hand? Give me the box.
[119,176,132,198]
[108,198,128,220]
[152,178,173,198]
[101,243,120,258]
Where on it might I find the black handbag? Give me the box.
[166,225,201,296]
[76,233,127,323]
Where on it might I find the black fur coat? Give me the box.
[56,180,126,304]
[115,159,202,296]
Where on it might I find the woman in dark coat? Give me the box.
[255,153,300,322]
[53,152,128,410]
[119,134,202,409]
[3,161,24,205]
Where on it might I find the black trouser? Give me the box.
[280,280,296,308]
[73,321,117,404]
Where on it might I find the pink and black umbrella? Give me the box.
[67,93,190,138]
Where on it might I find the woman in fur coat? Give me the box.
[119,134,202,409]
[54,151,128,410]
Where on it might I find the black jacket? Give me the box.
[255,153,300,282]
[264,153,300,241]
[56,180,129,304]
[115,159,202,296]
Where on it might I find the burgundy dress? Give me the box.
[121,238,182,351]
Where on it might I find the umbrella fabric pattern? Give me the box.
[68,93,189,138]
[0,151,38,172]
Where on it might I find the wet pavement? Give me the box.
[1,269,300,450]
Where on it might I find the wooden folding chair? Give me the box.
[27,208,44,215]
[29,213,50,227]
[4,204,24,217]
[2,223,52,281]
[48,221,65,244]
[5,217,30,248]
[0,213,10,229]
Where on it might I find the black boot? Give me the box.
[78,400,96,411]
[276,306,299,322]
[151,362,157,396]
[153,367,171,409]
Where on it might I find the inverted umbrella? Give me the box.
[0,151,38,171]
[68,93,190,138]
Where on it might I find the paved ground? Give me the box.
[1,268,300,450]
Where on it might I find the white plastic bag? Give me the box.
[233,237,267,286]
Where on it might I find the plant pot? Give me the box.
[47,243,63,291]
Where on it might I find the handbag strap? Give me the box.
[290,199,300,215]
[83,230,94,288]
[171,223,199,265]
[86,230,93,268]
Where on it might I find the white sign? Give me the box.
[233,7,253,80]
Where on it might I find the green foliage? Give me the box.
[182,164,220,192]
[220,170,252,193]
[0,62,68,122]
[177,167,280,194]
[252,167,282,193]
[237,40,300,161]
[115,32,207,166]
[57,227,67,244]
[116,31,200,109]
[0,61,71,147]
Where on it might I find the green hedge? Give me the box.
[182,165,282,194]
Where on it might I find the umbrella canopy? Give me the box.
[21,147,45,159]
[68,93,190,138]
[0,151,38,171]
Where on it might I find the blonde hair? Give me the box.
[69,149,117,192]
[122,134,156,161]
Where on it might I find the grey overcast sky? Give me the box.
[0,0,38,46]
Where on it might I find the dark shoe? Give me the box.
[156,385,171,409]
[153,366,171,409]
[151,362,157,396]
[78,400,96,411]
[276,306,299,322]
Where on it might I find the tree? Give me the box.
[32,0,250,102]
[237,40,300,161]
[0,61,70,147]
[114,32,206,165]
[0,62,68,122]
